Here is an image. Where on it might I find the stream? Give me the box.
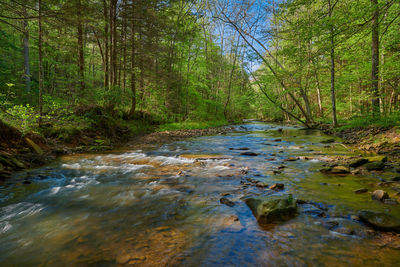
[1,122,400,266]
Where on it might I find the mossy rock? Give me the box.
[25,137,44,155]
[245,194,297,224]
[331,165,350,174]
[365,161,385,171]
[365,156,388,163]
[349,158,369,168]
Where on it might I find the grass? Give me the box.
[336,114,400,131]
[157,120,230,132]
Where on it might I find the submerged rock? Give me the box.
[358,210,400,232]
[220,197,235,207]
[321,220,339,230]
[383,198,399,205]
[334,227,355,235]
[240,151,259,156]
[371,190,389,201]
[245,195,297,224]
[229,147,250,151]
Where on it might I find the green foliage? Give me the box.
[157,120,229,132]
[1,104,40,134]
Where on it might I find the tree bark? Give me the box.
[328,0,337,127]
[371,0,380,115]
[77,0,85,93]
[38,0,43,126]
[129,2,136,117]
[103,0,109,89]
[23,7,31,97]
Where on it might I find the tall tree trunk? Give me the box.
[23,7,31,98]
[77,0,85,93]
[224,35,240,119]
[371,0,380,115]
[129,3,136,117]
[110,0,118,87]
[103,0,109,89]
[122,0,127,92]
[328,0,337,127]
[38,0,43,126]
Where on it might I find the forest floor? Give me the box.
[320,125,400,158]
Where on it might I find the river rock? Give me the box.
[358,210,400,232]
[285,157,297,162]
[391,176,400,182]
[331,166,350,174]
[240,151,259,156]
[229,147,250,150]
[220,197,235,207]
[274,139,282,142]
[365,161,385,171]
[354,188,368,194]
[256,183,268,188]
[270,183,284,190]
[371,190,389,201]
[349,158,369,168]
[245,195,297,224]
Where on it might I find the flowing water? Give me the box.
[1,122,400,266]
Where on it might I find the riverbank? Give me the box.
[0,118,233,180]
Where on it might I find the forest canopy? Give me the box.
[0,0,399,135]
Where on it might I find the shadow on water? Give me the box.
[0,122,399,266]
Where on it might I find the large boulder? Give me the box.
[358,210,400,232]
[245,195,297,224]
